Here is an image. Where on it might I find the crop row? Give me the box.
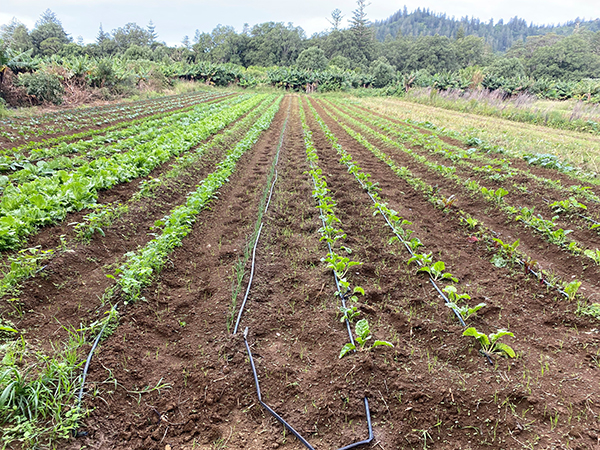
[0,94,267,251]
[318,100,600,273]
[0,94,278,299]
[0,90,221,144]
[112,95,283,302]
[2,94,244,186]
[311,99,597,320]
[306,99,519,360]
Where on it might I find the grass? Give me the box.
[354,96,600,175]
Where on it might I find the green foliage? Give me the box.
[16,70,64,104]
[339,319,393,358]
[563,280,582,301]
[417,260,458,282]
[463,327,516,358]
[296,46,328,72]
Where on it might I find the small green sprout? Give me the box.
[339,319,393,358]
[549,197,587,215]
[443,286,485,320]
[463,327,515,358]
[408,252,433,266]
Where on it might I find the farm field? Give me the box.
[0,91,599,450]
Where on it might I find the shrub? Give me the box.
[16,71,64,105]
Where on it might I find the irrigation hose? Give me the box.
[232,103,290,334]
[233,222,263,335]
[73,303,118,436]
[243,328,373,450]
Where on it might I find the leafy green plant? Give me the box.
[339,319,393,358]
[408,252,433,267]
[481,187,508,204]
[549,197,587,215]
[576,302,600,319]
[493,238,520,260]
[339,305,360,323]
[563,280,582,301]
[584,249,600,265]
[443,286,485,320]
[436,194,457,209]
[463,327,516,358]
[417,260,458,282]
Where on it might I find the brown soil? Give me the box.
[3,94,600,450]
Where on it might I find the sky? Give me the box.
[1,0,598,46]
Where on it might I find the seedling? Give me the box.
[408,252,433,267]
[443,286,485,320]
[563,280,582,301]
[493,238,520,260]
[417,261,458,282]
[339,305,360,323]
[339,319,393,358]
[481,187,508,204]
[436,194,457,210]
[584,249,600,265]
[462,216,479,229]
[549,197,587,215]
[463,327,516,358]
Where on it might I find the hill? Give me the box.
[373,7,600,52]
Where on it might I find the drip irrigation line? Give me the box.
[243,328,373,450]
[359,177,467,328]
[232,103,290,335]
[73,303,118,436]
[233,222,263,335]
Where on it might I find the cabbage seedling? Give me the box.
[339,319,393,358]
[339,305,360,323]
[463,327,515,358]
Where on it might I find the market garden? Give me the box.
[0,90,599,449]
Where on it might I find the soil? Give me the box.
[2,94,600,450]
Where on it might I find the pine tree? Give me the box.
[96,24,110,44]
[327,9,344,31]
[147,21,158,43]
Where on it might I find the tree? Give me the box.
[348,0,376,67]
[1,18,33,52]
[487,57,526,78]
[30,9,71,55]
[405,35,458,73]
[455,35,485,68]
[370,57,396,87]
[327,9,345,31]
[244,22,305,67]
[112,23,153,51]
[296,46,328,71]
[147,21,158,44]
[96,24,110,44]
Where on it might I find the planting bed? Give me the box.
[1,92,599,450]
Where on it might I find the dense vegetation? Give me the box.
[1,3,600,109]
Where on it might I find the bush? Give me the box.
[16,71,64,105]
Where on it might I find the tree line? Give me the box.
[1,3,600,107]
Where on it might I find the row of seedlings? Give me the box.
[313,99,599,323]
[0,94,267,251]
[0,96,283,447]
[318,100,600,277]
[306,99,516,364]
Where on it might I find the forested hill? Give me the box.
[373,7,600,52]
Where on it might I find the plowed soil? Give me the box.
[3,94,600,450]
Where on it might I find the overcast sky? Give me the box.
[1,0,598,46]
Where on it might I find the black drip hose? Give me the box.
[232,103,290,335]
[243,328,373,450]
[73,303,118,436]
[361,182,467,328]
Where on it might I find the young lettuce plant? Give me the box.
[339,305,360,323]
[443,286,486,320]
[339,319,393,358]
[463,327,516,358]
